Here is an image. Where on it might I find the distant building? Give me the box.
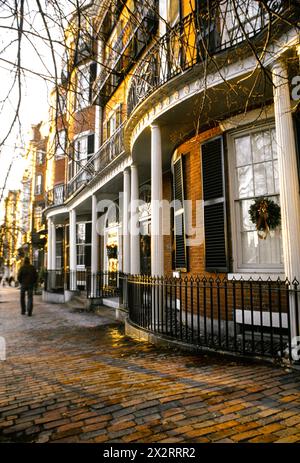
[0,190,21,280]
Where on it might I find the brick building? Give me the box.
[43,1,300,356]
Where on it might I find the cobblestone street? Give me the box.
[0,287,300,443]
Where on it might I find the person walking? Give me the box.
[17,257,38,316]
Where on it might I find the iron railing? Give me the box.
[66,169,93,199]
[84,122,125,176]
[127,275,300,363]
[93,0,158,104]
[127,1,286,116]
[44,270,127,308]
[45,184,65,208]
[44,269,64,293]
[86,271,120,298]
[63,124,125,200]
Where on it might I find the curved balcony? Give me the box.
[93,0,158,105]
[127,1,287,118]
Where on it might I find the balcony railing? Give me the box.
[64,123,125,200]
[45,184,65,208]
[85,122,125,176]
[127,0,286,116]
[66,168,93,199]
[93,0,158,104]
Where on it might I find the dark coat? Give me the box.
[17,264,38,287]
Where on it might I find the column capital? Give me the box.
[271,58,288,77]
[150,123,160,130]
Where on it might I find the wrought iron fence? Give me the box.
[127,275,300,362]
[127,1,286,116]
[44,270,128,308]
[86,271,122,299]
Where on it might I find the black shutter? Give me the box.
[201,136,228,271]
[87,134,95,155]
[89,62,97,102]
[173,156,187,271]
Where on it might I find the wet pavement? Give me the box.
[0,287,300,443]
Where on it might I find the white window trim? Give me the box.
[75,63,91,112]
[55,130,66,159]
[227,120,284,274]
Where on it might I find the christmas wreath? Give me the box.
[249,197,281,240]
[106,243,118,259]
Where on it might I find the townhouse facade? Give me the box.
[42,0,300,359]
[0,190,21,281]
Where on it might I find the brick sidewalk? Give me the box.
[0,287,300,443]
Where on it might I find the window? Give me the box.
[76,66,90,111]
[35,174,43,195]
[36,150,44,165]
[74,133,94,174]
[34,206,43,231]
[57,91,67,114]
[68,133,95,182]
[56,227,64,269]
[222,0,263,46]
[75,63,97,111]
[167,0,180,26]
[230,126,283,271]
[76,222,91,267]
[55,130,66,159]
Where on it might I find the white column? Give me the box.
[51,222,56,270]
[272,60,300,339]
[123,169,131,274]
[130,164,140,274]
[91,195,99,274]
[151,124,164,277]
[91,195,99,298]
[47,218,52,270]
[69,209,77,290]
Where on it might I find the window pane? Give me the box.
[258,231,282,265]
[271,128,278,160]
[252,130,272,163]
[240,199,255,231]
[274,160,279,193]
[237,165,253,197]
[253,163,267,196]
[241,231,259,264]
[235,136,252,166]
